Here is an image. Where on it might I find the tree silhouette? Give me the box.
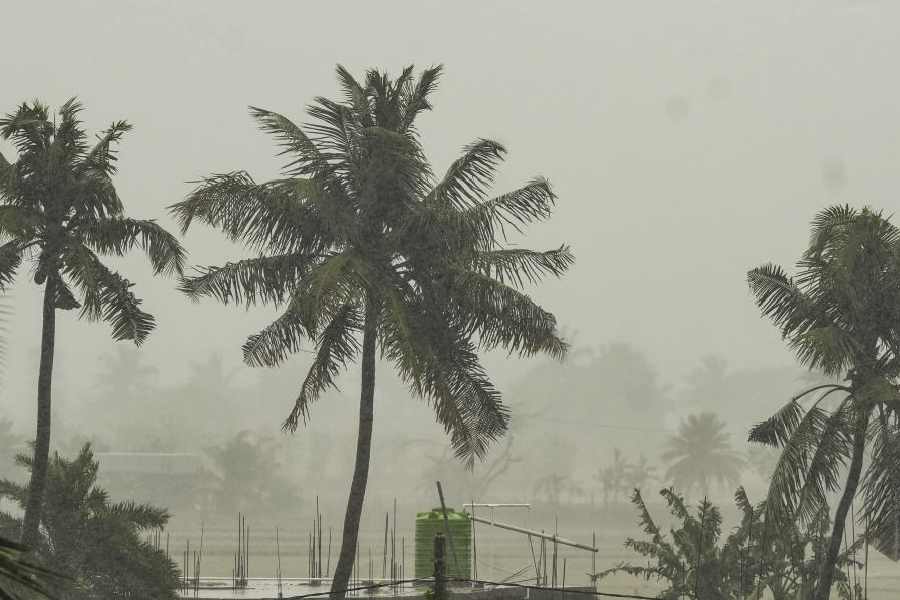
[747,205,900,597]
[662,413,743,498]
[170,65,571,598]
[0,100,184,546]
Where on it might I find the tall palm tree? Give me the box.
[747,205,900,599]
[0,99,185,548]
[170,64,572,598]
[662,413,744,498]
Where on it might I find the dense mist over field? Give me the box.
[2,2,900,599]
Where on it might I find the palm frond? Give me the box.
[380,291,508,465]
[180,253,315,308]
[747,264,831,342]
[283,303,362,431]
[426,139,506,209]
[0,535,56,599]
[249,107,338,180]
[458,178,557,246]
[170,172,334,254]
[105,501,169,530]
[861,415,900,560]
[0,101,51,155]
[333,65,372,127]
[241,300,310,368]
[808,205,858,251]
[399,65,443,132]
[447,269,567,359]
[467,246,574,288]
[241,253,365,367]
[62,244,155,344]
[76,120,132,179]
[0,241,24,291]
[793,399,852,523]
[749,398,806,447]
[761,404,834,523]
[791,326,860,377]
[79,217,185,275]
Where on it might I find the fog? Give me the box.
[2,1,899,598]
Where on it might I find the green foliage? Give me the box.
[662,413,744,498]
[169,65,572,465]
[0,535,57,600]
[0,444,180,600]
[0,99,184,341]
[599,487,862,600]
[747,206,900,565]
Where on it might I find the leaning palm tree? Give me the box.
[662,413,744,498]
[170,64,572,599]
[0,99,185,548]
[747,205,900,600]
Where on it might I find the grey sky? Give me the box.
[3,0,899,426]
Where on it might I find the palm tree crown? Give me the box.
[0,99,184,334]
[170,66,571,461]
[662,412,744,497]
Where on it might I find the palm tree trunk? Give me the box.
[330,301,377,600]
[20,281,56,550]
[813,413,868,600]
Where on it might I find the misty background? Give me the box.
[1,2,899,589]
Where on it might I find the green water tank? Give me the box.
[414,507,471,582]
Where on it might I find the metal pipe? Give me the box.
[462,503,531,509]
[467,515,597,552]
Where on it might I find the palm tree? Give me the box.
[0,444,180,599]
[662,413,744,498]
[169,64,571,599]
[747,205,900,599]
[0,99,185,547]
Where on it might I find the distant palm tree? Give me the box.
[0,100,184,547]
[662,413,743,498]
[170,64,571,599]
[747,205,900,599]
[625,454,658,492]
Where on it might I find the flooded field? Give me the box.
[167,511,900,600]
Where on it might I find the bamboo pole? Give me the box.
[383,512,389,579]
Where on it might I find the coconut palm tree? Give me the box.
[747,205,900,599]
[170,64,571,599]
[0,99,185,547]
[662,413,744,498]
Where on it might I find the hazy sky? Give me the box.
[3,0,899,425]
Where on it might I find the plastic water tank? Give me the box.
[414,507,471,581]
